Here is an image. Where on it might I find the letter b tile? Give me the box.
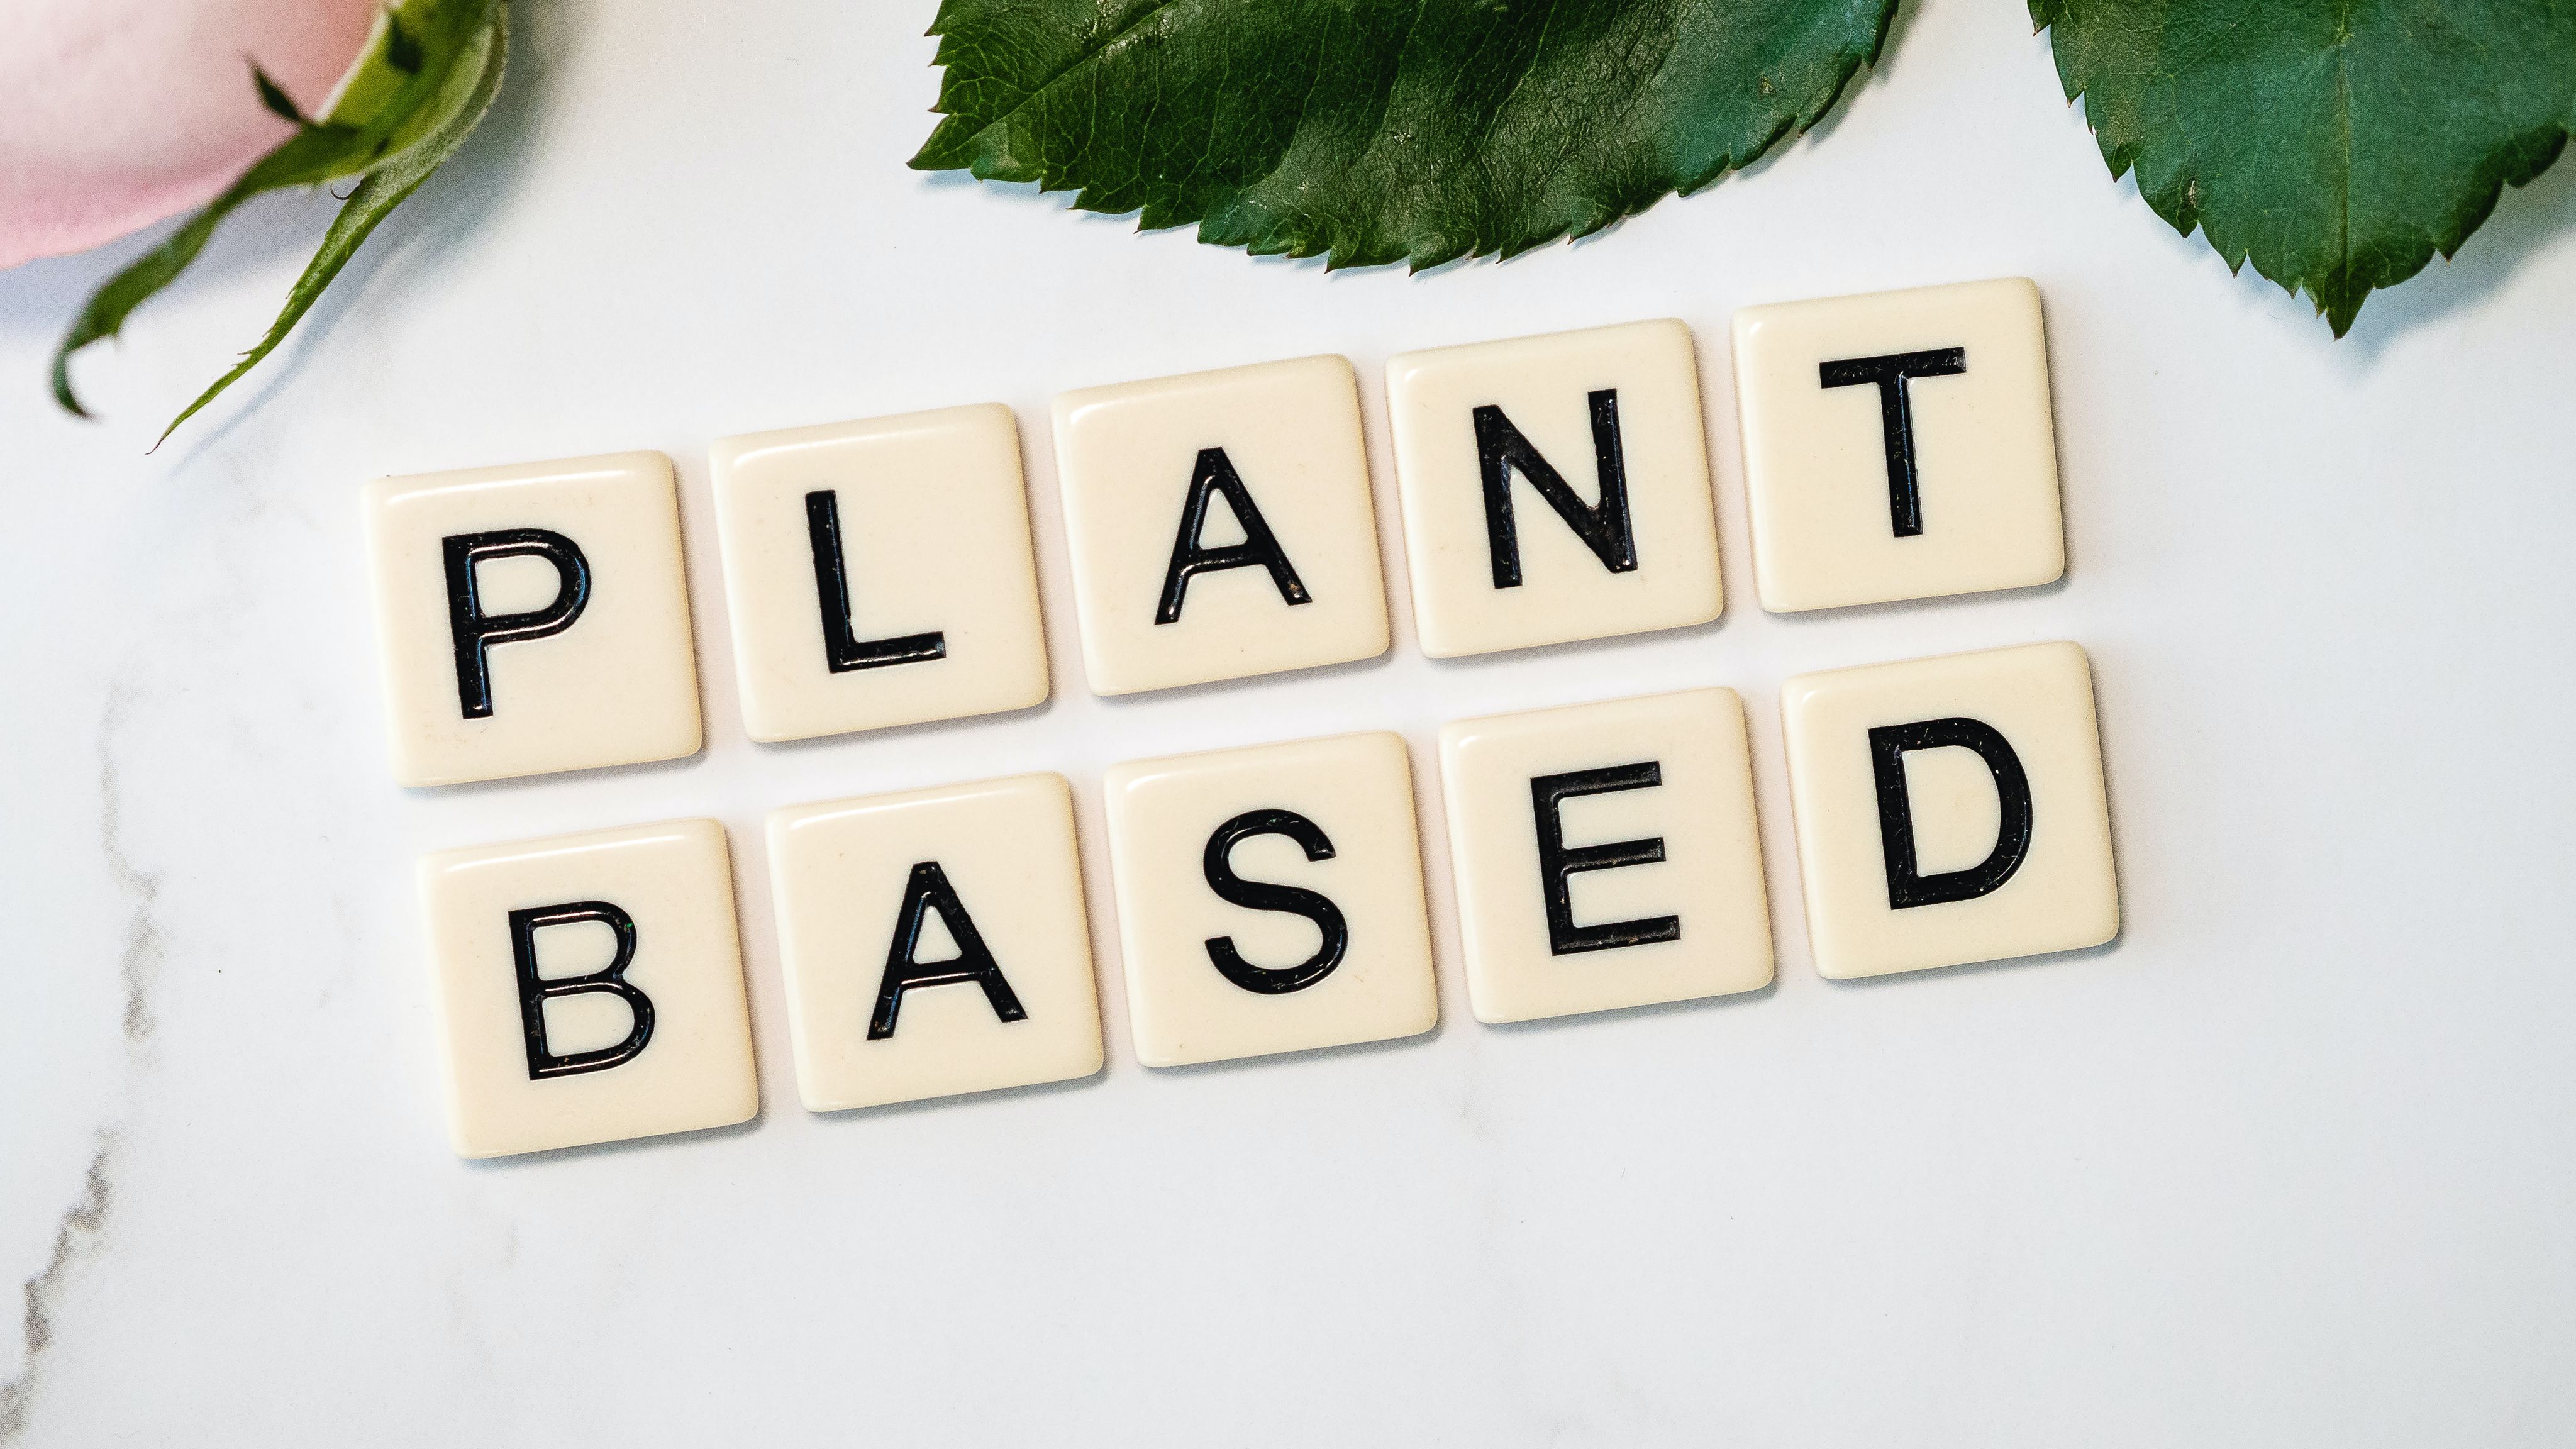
[1733,279,2067,613]
[1053,356,1391,696]
[366,452,704,786]
[767,773,1104,1112]
[1780,641,2118,979]
[1388,319,1724,657]
[1440,688,1774,1023]
[711,404,1050,743]
[1104,732,1438,1067]
[419,818,759,1158]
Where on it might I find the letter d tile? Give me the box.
[1780,641,2119,979]
[419,818,758,1157]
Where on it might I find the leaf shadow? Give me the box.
[0,187,336,348]
[197,7,560,447]
[2335,148,2576,358]
[26,2,560,457]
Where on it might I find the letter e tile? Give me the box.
[419,818,758,1158]
[711,404,1050,743]
[1733,279,2066,612]
[1780,641,2118,979]
[767,773,1104,1111]
[1388,319,1724,657]
[1440,688,1773,1023]
[1053,357,1391,695]
[366,452,704,786]
[1104,732,1437,1067]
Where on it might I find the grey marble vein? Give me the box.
[0,1142,109,1442]
[0,688,165,1442]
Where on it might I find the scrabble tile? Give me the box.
[419,818,758,1158]
[1780,641,2118,979]
[1733,278,2067,613]
[1439,688,1774,1023]
[366,451,704,786]
[1053,355,1391,696]
[1104,731,1437,1067]
[710,404,1051,743]
[767,774,1104,1111]
[1388,319,1724,657]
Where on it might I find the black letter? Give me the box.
[1818,347,1968,537]
[1530,763,1683,955]
[1156,447,1312,624]
[1868,717,2033,909]
[805,490,946,673]
[1473,389,1638,589]
[509,901,654,1080]
[870,862,1028,1039]
[443,529,590,719]
[1201,809,1348,994]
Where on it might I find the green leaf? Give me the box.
[2032,0,2576,336]
[253,67,308,126]
[156,15,507,450]
[52,0,503,423]
[911,0,1903,270]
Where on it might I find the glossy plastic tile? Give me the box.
[367,451,703,786]
[767,773,1104,1112]
[1733,278,2066,613]
[1053,355,1391,696]
[1440,688,1774,1023]
[1388,319,1724,657]
[1780,641,2118,979]
[419,818,758,1158]
[1104,731,1437,1067]
[711,404,1050,743]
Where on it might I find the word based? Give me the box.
[373,277,2119,1158]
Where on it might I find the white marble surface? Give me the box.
[6,1,2575,1442]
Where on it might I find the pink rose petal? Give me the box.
[0,0,382,268]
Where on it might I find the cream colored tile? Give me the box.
[1780,641,2118,980]
[767,773,1103,1112]
[419,818,758,1158]
[1439,688,1774,1023]
[1104,731,1437,1067]
[366,451,704,786]
[1733,278,2066,613]
[711,404,1050,744]
[1388,319,1723,657]
[1053,355,1391,695]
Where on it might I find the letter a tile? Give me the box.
[711,404,1050,743]
[419,818,758,1158]
[1733,279,2067,613]
[1780,641,2118,979]
[1440,688,1773,1023]
[1388,319,1724,657]
[767,773,1104,1112]
[1053,356,1391,696]
[1104,732,1437,1067]
[366,452,703,786]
